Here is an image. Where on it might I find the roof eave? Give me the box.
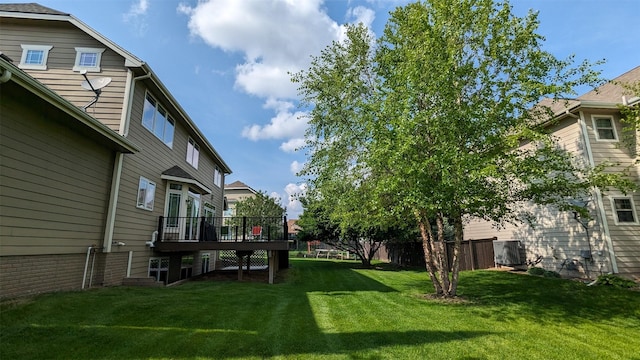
[0,57,139,154]
[160,174,212,195]
[0,11,144,67]
[547,100,622,124]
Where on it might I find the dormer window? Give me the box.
[73,47,105,72]
[19,44,52,70]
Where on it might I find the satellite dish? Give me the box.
[81,77,111,92]
[79,72,112,111]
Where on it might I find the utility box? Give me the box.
[493,240,524,266]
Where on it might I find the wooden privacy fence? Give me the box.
[445,237,496,271]
[388,237,496,271]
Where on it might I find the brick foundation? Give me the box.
[0,251,130,299]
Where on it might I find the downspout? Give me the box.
[127,251,133,277]
[82,245,94,289]
[103,70,151,253]
[578,111,618,273]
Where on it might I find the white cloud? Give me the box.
[179,0,376,160]
[241,99,307,141]
[179,0,344,99]
[280,138,305,153]
[347,6,375,28]
[176,2,192,16]
[269,192,282,201]
[290,160,304,175]
[283,183,307,218]
[123,0,149,35]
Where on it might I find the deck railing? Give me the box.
[156,216,288,242]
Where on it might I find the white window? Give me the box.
[19,44,53,70]
[73,47,105,72]
[214,166,222,187]
[142,92,175,147]
[610,197,638,224]
[592,115,618,141]
[186,138,200,169]
[137,177,156,211]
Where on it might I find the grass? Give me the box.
[1,258,639,360]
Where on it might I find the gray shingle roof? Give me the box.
[0,3,67,15]
[162,165,196,181]
[578,66,640,103]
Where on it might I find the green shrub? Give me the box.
[528,267,545,276]
[595,274,637,289]
[543,270,561,278]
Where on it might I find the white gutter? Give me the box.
[578,110,618,273]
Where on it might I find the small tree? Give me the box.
[231,191,286,239]
[298,195,396,267]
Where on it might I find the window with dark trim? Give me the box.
[612,197,637,224]
[592,116,618,141]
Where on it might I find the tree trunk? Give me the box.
[416,211,443,295]
[435,214,451,295]
[448,214,464,297]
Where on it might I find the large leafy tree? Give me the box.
[294,0,634,298]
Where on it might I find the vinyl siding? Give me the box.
[581,109,640,277]
[0,81,115,256]
[1,15,229,282]
[463,117,618,275]
[111,81,226,279]
[0,18,127,131]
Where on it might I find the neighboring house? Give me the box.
[0,54,138,298]
[223,180,258,218]
[464,66,640,281]
[0,4,287,297]
[287,219,301,241]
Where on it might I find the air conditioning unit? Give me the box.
[493,240,524,266]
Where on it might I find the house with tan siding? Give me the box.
[0,55,138,298]
[223,180,259,218]
[464,66,640,281]
[0,4,289,298]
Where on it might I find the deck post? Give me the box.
[238,255,244,281]
[268,250,275,284]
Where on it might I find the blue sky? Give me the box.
[25,0,640,218]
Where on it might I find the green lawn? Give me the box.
[1,258,639,359]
